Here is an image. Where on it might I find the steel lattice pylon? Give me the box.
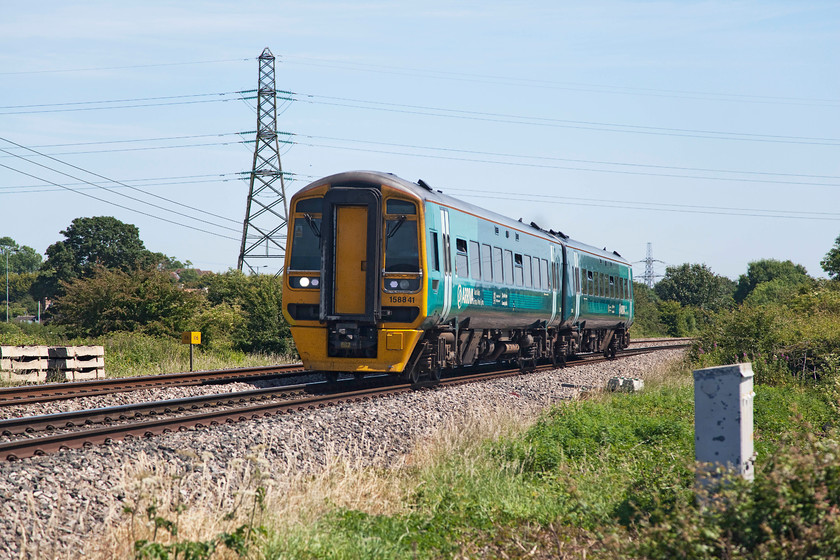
[238,47,288,276]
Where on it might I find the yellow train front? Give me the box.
[282,171,429,377]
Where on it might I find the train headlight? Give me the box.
[399,280,410,290]
[389,280,399,289]
[291,276,320,289]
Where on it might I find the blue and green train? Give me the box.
[283,171,634,382]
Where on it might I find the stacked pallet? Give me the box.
[0,346,105,383]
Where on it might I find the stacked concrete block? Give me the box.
[48,346,105,381]
[0,346,50,382]
[1,346,105,383]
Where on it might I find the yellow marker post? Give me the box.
[181,331,201,371]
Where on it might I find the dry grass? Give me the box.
[76,401,540,559]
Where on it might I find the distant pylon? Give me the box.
[238,47,288,276]
[644,242,655,289]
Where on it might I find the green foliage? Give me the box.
[0,236,43,274]
[655,263,734,312]
[694,283,840,385]
[822,234,840,280]
[202,271,292,355]
[627,426,840,560]
[657,300,697,337]
[734,258,810,303]
[629,282,667,337]
[128,489,267,560]
[51,266,202,338]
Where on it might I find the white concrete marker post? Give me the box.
[693,363,756,490]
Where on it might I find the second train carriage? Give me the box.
[282,171,633,381]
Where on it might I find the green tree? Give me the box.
[654,263,734,312]
[821,235,840,280]
[51,266,202,337]
[202,271,292,354]
[630,281,666,337]
[0,236,43,274]
[32,216,186,300]
[734,259,810,303]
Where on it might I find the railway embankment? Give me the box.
[0,348,682,559]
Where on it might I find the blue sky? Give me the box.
[1,1,838,281]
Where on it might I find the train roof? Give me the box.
[295,170,630,266]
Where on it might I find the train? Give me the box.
[282,171,634,382]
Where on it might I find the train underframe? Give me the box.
[401,322,630,383]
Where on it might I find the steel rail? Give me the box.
[0,363,306,407]
[0,344,688,460]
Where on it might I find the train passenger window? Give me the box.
[385,219,420,273]
[289,217,322,271]
[481,244,492,282]
[492,247,504,283]
[455,238,469,277]
[625,278,630,298]
[609,276,615,299]
[429,231,440,272]
[504,250,514,285]
[523,256,532,288]
[544,259,551,290]
[533,258,541,290]
[386,199,417,215]
[514,254,524,287]
[470,241,481,280]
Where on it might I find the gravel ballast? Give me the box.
[0,349,685,559]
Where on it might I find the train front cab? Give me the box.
[283,179,428,375]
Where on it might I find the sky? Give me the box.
[1,1,838,282]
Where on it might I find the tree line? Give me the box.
[1,216,291,355]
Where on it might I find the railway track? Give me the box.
[0,363,306,407]
[0,344,688,461]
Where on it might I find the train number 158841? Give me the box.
[388,295,415,304]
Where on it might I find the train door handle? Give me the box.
[361,261,366,271]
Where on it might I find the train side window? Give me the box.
[469,240,481,280]
[492,247,504,283]
[514,254,524,287]
[609,276,615,299]
[624,278,629,298]
[533,258,541,289]
[429,231,440,272]
[523,255,532,287]
[504,250,514,285]
[481,244,492,282]
[586,269,593,295]
[455,238,469,278]
[543,259,550,290]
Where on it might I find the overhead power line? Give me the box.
[0,136,242,237]
[280,54,840,108]
[289,134,840,188]
[0,57,252,76]
[293,92,840,146]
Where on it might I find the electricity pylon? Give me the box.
[238,47,288,276]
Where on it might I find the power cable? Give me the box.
[0,160,239,240]
[290,136,840,188]
[0,137,242,230]
[0,57,252,76]
[293,92,840,146]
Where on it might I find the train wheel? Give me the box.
[429,367,442,382]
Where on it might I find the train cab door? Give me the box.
[320,187,382,324]
[439,207,453,323]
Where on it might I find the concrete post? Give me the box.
[694,363,756,486]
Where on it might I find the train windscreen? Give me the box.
[289,217,321,270]
[385,219,419,272]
